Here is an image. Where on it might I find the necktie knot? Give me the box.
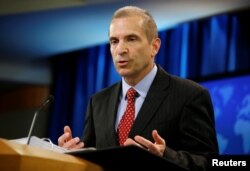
[126,88,137,101]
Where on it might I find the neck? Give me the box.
[124,63,154,86]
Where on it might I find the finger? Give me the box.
[64,125,72,140]
[134,135,154,150]
[135,135,165,156]
[152,130,165,145]
[74,141,84,149]
[58,135,64,146]
[63,137,81,149]
[124,138,136,146]
[58,132,71,146]
[124,138,144,148]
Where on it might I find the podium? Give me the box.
[0,138,102,171]
[1,138,188,171]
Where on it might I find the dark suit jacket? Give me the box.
[82,65,219,170]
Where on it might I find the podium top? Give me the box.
[67,145,188,171]
[0,138,102,171]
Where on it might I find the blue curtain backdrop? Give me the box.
[48,10,250,148]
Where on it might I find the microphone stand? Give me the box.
[27,95,54,145]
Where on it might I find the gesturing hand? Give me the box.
[124,130,166,157]
[58,125,84,150]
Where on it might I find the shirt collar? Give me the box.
[122,64,158,99]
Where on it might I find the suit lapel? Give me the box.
[129,66,170,137]
[105,82,121,145]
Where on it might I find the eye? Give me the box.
[128,36,136,42]
[110,39,118,45]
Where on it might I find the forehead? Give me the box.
[109,17,145,38]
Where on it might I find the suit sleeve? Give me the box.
[81,97,96,147]
[163,89,219,171]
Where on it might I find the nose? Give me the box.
[116,41,128,55]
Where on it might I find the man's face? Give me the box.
[109,16,159,84]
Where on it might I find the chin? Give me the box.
[118,70,131,77]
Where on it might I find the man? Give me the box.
[58,6,218,170]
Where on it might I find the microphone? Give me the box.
[27,95,54,145]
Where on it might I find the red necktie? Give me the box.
[117,88,137,146]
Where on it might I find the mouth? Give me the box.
[117,60,129,67]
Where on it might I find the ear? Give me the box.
[151,38,161,57]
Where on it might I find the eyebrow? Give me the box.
[109,33,140,40]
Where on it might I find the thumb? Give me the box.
[152,130,165,145]
[64,125,72,139]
